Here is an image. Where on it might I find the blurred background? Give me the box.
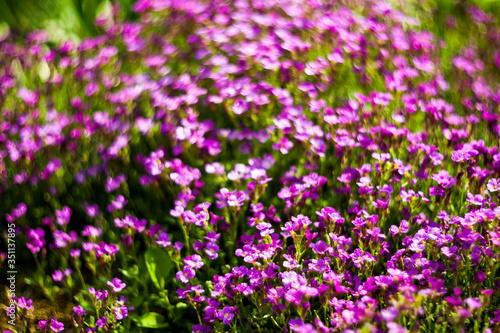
[0,0,137,42]
[0,0,499,43]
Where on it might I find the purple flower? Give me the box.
[176,266,196,283]
[387,323,406,333]
[174,242,183,251]
[289,318,317,333]
[205,242,219,260]
[135,117,154,135]
[96,289,109,301]
[451,150,471,162]
[351,249,367,268]
[465,297,482,309]
[192,324,211,333]
[310,240,329,255]
[487,178,500,192]
[431,170,455,188]
[457,308,471,318]
[273,137,294,154]
[38,321,48,330]
[18,87,38,106]
[227,191,247,207]
[73,305,85,316]
[256,222,274,237]
[17,297,33,310]
[429,186,446,198]
[55,206,72,226]
[96,316,108,328]
[203,231,220,243]
[50,318,64,332]
[114,305,128,320]
[232,99,249,115]
[108,195,128,211]
[52,270,65,282]
[107,278,126,292]
[105,174,126,192]
[375,275,393,288]
[85,204,99,217]
[466,192,486,206]
[184,254,204,269]
[82,226,102,238]
[389,220,409,236]
[381,306,399,321]
[27,228,45,253]
[156,232,171,247]
[218,306,234,325]
[430,152,444,165]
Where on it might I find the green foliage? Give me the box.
[0,0,135,41]
[144,248,172,290]
[133,312,169,328]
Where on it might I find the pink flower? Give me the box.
[107,278,126,292]
[487,178,500,192]
[50,318,64,332]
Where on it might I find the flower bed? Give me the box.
[2,0,500,332]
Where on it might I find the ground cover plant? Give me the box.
[1,0,500,332]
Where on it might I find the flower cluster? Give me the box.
[1,0,500,332]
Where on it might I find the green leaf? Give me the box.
[74,293,93,311]
[175,302,188,309]
[120,264,139,278]
[159,297,170,309]
[131,294,145,308]
[134,312,169,328]
[144,248,172,289]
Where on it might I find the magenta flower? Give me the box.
[39,320,48,330]
[466,192,486,206]
[429,186,445,198]
[227,191,247,207]
[52,270,65,282]
[256,222,274,237]
[465,297,482,309]
[107,278,126,292]
[18,87,38,106]
[96,316,108,328]
[156,232,171,247]
[96,289,109,301]
[310,240,329,255]
[50,318,64,332]
[272,137,294,154]
[27,228,45,253]
[192,324,211,333]
[430,152,444,165]
[73,305,85,316]
[55,206,72,226]
[205,242,219,260]
[218,306,234,325]
[17,297,33,310]
[184,254,204,269]
[487,178,500,192]
[232,98,249,115]
[289,318,317,333]
[351,249,367,268]
[431,170,455,188]
[107,195,128,211]
[389,220,409,236]
[176,266,195,283]
[451,150,471,162]
[114,305,128,320]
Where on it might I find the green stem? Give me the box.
[180,219,191,255]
